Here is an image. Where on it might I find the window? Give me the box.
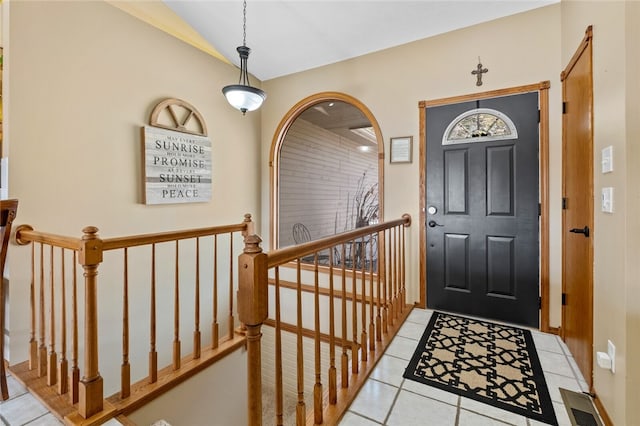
[443,108,518,145]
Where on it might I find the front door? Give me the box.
[561,27,594,389]
[425,92,540,327]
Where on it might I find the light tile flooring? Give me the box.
[1,308,594,426]
[338,308,592,426]
[0,373,123,426]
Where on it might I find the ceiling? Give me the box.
[163,0,557,81]
[298,100,376,146]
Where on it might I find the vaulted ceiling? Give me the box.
[163,0,558,81]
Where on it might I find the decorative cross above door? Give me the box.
[472,59,489,86]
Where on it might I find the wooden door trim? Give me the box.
[561,26,594,390]
[418,81,552,332]
[561,26,593,82]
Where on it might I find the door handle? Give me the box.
[569,226,590,237]
[428,220,444,228]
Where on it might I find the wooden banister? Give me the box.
[77,226,104,419]
[8,212,411,426]
[12,214,254,424]
[266,216,410,267]
[260,214,412,425]
[237,234,268,426]
[101,223,247,250]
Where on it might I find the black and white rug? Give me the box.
[403,311,557,425]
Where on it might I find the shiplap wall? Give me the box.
[279,119,378,247]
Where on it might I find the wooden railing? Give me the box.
[238,214,412,425]
[8,213,412,425]
[11,215,253,423]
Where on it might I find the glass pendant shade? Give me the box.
[222,45,266,114]
[223,84,266,113]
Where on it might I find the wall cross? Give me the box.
[471,59,488,86]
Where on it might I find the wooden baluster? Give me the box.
[403,221,409,307]
[295,259,306,426]
[70,251,79,404]
[212,235,219,349]
[194,238,201,359]
[376,231,382,342]
[58,249,68,395]
[173,240,181,371]
[328,249,337,405]
[47,245,57,386]
[398,225,405,313]
[121,248,130,398]
[274,267,283,426]
[29,243,37,370]
[78,226,104,419]
[360,236,367,363]
[368,234,375,352]
[350,241,358,375]
[237,235,268,426]
[149,244,158,383]
[393,226,400,319]
[228,234,234,339]
[313,255,323,425]
[38,243,46,377]
[382,230,389,334]
[387,229,395,327]
[340,244,348,389]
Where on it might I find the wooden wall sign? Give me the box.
[142,99,211,205]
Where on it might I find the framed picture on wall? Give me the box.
[390,136,413,164]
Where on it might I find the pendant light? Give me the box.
[222,0,266,115]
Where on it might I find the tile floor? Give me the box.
[338,308,593,426]
[0,373,123,426]
[1,308,594,426]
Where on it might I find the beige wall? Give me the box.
[5,0,261,403]
[625,1,640,424]
[560,0,639,423]
[128,349,247,426]
[262,4,563,320]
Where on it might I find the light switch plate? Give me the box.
[602,187,614,213]
[602,146,613,173]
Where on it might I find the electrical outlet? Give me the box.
[608,340,616,373]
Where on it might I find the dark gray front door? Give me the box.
[425,92,540,327]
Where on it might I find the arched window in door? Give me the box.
[270,92,384,250]
[442,108,518,145]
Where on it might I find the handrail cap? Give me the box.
[14,224,34,246]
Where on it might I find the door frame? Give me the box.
[418,81,553,332]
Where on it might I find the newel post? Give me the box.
[77,226,104,419]
[238,234,268,426]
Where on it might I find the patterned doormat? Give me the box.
[403,312,558,425]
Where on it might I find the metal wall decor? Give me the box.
[471,57,489,86]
